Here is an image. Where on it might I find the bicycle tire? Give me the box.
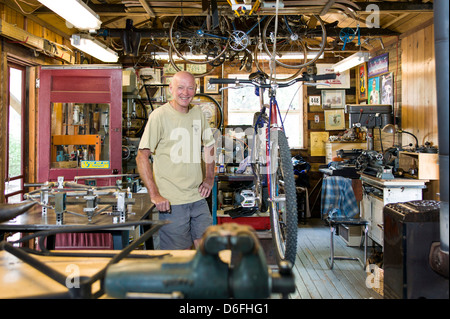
[268,129,298,266]
[168,45,215,78]
[191,93,223,130]
[253,43,303,82]
[262,15,326,69]
[169,16,230,65]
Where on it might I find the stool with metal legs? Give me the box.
[326,216,369,270]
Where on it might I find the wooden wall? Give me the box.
[400,23,439,200]
[401,23,437,147]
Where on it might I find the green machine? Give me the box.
[105,223,295,299]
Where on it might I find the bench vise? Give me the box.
[104,223,295,299]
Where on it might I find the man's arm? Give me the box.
[198,144,215,198]
[135,149,170,212]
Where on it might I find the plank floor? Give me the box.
[275,218,382,299]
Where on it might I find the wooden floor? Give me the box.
[282,218,382,299]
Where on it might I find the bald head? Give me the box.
[169,71,197,113]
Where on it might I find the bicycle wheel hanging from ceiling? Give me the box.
[168,45,215,78]
[169,15,231,65]
[262,15,327,69]
[253,41,302,82]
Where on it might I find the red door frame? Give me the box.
[37,66,122,185]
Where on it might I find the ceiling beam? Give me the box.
[357,2,433,13]
[138,0,156,18]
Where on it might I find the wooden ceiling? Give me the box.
[3,0,435,56]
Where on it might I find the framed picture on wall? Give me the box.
[310,131,329,156]
[380,72,394,106]
[368,53,389,77]
[195,78,201,93]
[204,75,219,94]
[368,77,380,104]
[324,109,346,130]
[358,63,368,101]
[163,63,184,74]
[321,90,346,109]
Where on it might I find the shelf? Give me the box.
[398,151,439,180]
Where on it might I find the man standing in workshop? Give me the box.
[136,71,216,250]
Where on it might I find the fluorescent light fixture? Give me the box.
[332,51,370,73]
[71,34,118,63]
[38,0,102,30]
[257,52,325,60]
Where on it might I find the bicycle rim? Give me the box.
[262,15,326,69]
[122,98,148,138]
[190,93,223,130]
[168,46,215,78]
[268,130,298,266]
[169,16,230,65]
[253,43,303,82]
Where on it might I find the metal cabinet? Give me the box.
[359,174,429,247]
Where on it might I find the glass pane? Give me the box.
[8,68,23,178]
[7,194,22,204]
[5,178,22,196]
[226,74,303,148]
[50,103,110,169]
[227,74,302,111]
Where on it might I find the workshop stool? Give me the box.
[325,216,369,270]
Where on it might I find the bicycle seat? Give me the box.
[249,71,268,82]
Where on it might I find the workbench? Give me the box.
[0,249,198,298]
[0,193,156,250]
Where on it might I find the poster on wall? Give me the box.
[310,132,329,156]
[368,76,380,104]
[368,53,389,77]
[380,72,394,106]
[358,63,368,100]
[316,64,350,89]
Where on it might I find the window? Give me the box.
[226,74,304,148]
[5,64,26,203]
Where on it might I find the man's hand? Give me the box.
[151,194,171,212]
[198,179,213,198]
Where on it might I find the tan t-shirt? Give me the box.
[138,102,215,205]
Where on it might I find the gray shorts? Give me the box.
[158,199,212,250]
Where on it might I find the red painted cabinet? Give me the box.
[37,65,123,185]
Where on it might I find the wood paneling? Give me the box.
[401,23,439,200]
[401,24,437,148]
